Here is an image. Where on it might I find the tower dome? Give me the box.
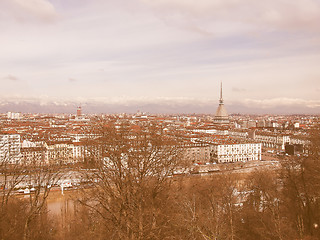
[214,82,229,124]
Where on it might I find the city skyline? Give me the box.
[1,0,320,114]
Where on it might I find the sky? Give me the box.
[1,0,320,114]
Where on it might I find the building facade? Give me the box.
[210,143,262,163]
[0,134,21,164]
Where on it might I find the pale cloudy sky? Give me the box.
[0,0,320,114]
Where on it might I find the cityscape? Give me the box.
[1,0,320,239]
[1,85,315,168]
[1,85,319,239]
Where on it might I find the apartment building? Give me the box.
[47,141,74,165]
[0,134,21,164]
[253,134,290,150]
[182,142,211,163]
[210,143,262,163]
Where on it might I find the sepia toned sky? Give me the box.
[0,0,320,114]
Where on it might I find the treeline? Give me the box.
[0,121,319,240]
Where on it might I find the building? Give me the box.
[213,82,229,124]
[0,134,21,164]
[21,146,47,165]
[210,143,262,163]
[47,141,74,165]
[252,133,290,150]
[20,140,48,165]
[181,134,262,164]
[7,112,21,120]
[77,106,82,117]
[182,142,211,164]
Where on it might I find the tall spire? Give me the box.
[219,82,224,104]
[214,81,229,124]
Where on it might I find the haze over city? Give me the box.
[1,0,320,114]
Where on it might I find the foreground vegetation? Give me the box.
[0,122,319,240]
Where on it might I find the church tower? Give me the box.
[214,82,229,124]
[77,106,82,117]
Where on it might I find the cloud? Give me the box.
[0,96,319,114]
[140,0,320,34]
[242,98,320,109]
[0,0,319,106]
[232,87,246,92]
[68,78,77,82]
[3,74,19,81]
[0,0,57,23]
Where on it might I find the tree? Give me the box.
[238,170,295,240]
[176,173,241,240]
[79,120,182,239]
[22,163,61,240]
[0,133,27,239]
[280,124,320,239]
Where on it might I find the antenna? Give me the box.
[219,82,224,104]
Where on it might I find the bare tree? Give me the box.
[176,173,240,240]
[79,120,182,239]
[22,163,62,240]
[280,125,320,240]
[0,133,27,238]
[237,169,297,240]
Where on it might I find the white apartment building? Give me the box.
[229,131,249,139]
[0,134,21,164]
[290,137,309,145]
[47,142,74,165]
[254,134,290,150]
[72,142,85,161]
[182,139,262,164]
[7,112,21,120]
[210,143,262,163]
[20,140,48,165]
